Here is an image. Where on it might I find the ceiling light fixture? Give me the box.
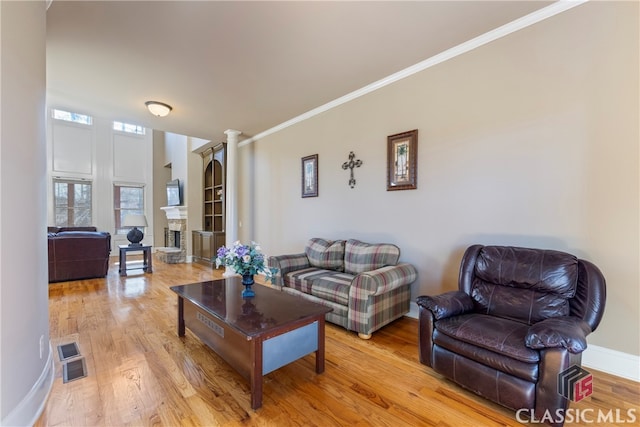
[145,101,172,117]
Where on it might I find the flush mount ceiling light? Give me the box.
[145,101,172,117]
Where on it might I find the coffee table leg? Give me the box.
[177,297,185,337]
[316,317,326,374]
[250,340,264,409]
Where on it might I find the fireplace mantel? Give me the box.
[161,206,188,220]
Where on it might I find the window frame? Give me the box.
[53,178,93,227]
[51,108,93,126]
[113,183,146,235]
[112,120,146,136]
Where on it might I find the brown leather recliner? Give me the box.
[48,227,111,282]
[417,245,606,426]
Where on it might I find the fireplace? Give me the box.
[156,206,188,264]
[165,229,181,248]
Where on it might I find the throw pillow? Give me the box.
[305,238,346,272]
[344,239,400,274]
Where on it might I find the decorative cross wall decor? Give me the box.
[341,151,363,189]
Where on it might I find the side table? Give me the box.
[119,244,153,276]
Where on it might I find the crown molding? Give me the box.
[239,0,588,147]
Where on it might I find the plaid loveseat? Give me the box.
[269,238,418,339]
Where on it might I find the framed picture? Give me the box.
[301,154,318,198]
[387,129,418,191]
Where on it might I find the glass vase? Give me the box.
[241,274,255,298]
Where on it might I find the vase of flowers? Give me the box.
[215,241,277,298]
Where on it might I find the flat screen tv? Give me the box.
[166,179,181,206]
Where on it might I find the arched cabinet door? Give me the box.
[194,142,226,267]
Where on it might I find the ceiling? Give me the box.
[46,1,552,144]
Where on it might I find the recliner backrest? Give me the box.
[460,245,579,325]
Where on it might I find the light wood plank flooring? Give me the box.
[36,257,639,426]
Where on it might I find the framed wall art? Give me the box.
[387,129,418,191]
[301,154,318,198]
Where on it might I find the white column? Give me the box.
[223,129,241,277]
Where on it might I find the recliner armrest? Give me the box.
[525,316,592,354]
[416,291,474,320]
[268,253,310,287]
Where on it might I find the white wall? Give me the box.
[47,112,154,248]
[0,1,52,425]
[153,131,171,246]
[164,132,187,180]
[241,1,639,359]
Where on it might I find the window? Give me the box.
[53,179,92,227]
[113,121,146,135]
[114,184,144,234]
[52,108,93,125]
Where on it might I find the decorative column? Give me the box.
[223,129,241,277]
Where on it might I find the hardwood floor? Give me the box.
[36,257,639,426]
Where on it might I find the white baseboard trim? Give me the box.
[406,302,640,383]
[582,344,640,382]
[1,342,55,427]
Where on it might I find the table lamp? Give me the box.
[123,214,148,246]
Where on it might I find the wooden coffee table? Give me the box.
[170,278,332,409]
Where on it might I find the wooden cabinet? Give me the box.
[203,143,225,233]
[193,143,226,266]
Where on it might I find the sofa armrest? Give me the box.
[525,316,592,354]
[268,253,310,287]
[351,263,418,297]
[416,291,474,320]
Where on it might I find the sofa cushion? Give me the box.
[310,273,353,306]
[471,280,571,324]
[433,329,539,382]
[285,267,354,306]
[474,246,578,297]
[435,313,539,364]
[344,239,400,275]
[471,246,578,324]
[285,267,325,293]
[305,238,345,271]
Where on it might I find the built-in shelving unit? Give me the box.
[193,142,226,266]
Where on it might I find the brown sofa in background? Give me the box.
[48,227,112,282]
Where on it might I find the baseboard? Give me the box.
[406,301,640,383]
[582,344,640,382]
[1,342,55,427]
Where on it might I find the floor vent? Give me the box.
[57,342,80,361]
[63,358,87,383]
